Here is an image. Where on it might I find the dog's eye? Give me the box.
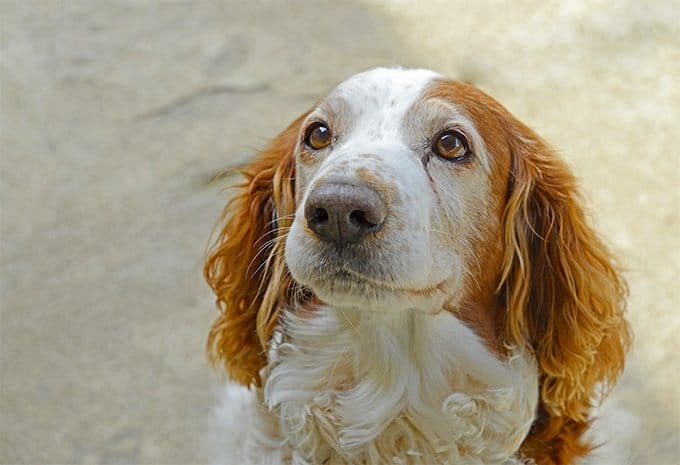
[304,122,332,150]
[433,130,470,161]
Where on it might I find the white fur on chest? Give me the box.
[246,307,539,465]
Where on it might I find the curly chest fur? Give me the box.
[257,307,539,465]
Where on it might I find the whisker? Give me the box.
[245,227,292,275]
[338,308,359,336]
[250,236,289,280]
[246,233,288,277]
[263,214,297,229]
[249,238,287,284]
[377,314,397,384]
[325,349,345,395]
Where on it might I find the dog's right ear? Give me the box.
[205,112,309,387]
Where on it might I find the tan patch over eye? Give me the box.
[433,130,470,161]
[304,122,332,150]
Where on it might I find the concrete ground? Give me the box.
[1,1,677,464]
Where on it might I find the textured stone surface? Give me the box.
[1,0,677,464]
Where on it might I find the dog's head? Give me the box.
[205,68,630,455]
[285,69,505,315]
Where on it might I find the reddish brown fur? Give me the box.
[204,111,310,387]
[354,166,395,205]
[428,80,632,464]
[425,82,512,358]
[205,79,632,464]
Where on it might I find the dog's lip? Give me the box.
[314,265,451,296]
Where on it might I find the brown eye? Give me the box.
[304,122,332,150]
[433,130,470,161]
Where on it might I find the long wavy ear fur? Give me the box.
[499,120,633,463]
[204,112,309,387]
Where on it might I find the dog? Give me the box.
[204,68,632,465]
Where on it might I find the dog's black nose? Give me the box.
[304,182,386,246]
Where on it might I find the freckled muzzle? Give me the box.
[304,181,387,247]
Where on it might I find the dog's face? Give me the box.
[206,69,631,462]
[285,69,510,311]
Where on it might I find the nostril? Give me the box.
[305,182,386,244]
[349,210,378,229]
[309,207,329,226]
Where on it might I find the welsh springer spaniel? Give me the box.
[204,68,632,465]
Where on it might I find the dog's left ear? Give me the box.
[498,118,633,460]
[204,112,309,387]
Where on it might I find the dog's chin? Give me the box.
[307,271,399,309]
[285,234,456,311]
[295,267,451,312]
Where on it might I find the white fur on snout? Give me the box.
[286,68,467,309]
[305,140,436,278]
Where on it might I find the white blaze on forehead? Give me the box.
[306,69,444,228]
[327,67,442,139]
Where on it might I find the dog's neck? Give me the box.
[262,305,539,465]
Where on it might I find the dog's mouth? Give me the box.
[302,261,451,306]
[305,263,389,292]
[286,225,452,307]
